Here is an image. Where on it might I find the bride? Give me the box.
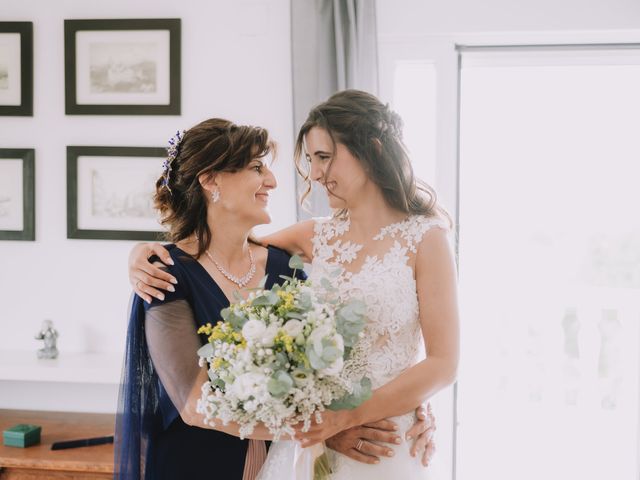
[131,90,459,478]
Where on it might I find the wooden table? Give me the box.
[0,409,114,479]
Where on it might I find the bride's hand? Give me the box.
[128,242,177,303]
[325,418,402,464]
[295,409,353,448]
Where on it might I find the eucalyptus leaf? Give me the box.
[197,343,214,358]
[298,292,312,310]
[321,277,336,291]
[307,347,327,370]
[233,290,244,302]
[288,255,304,270]
[252,291,279,306]
[328,377,372,410]
[211,378,226,390]
[321,346,341,363]
[226,310,248,329]
[336,300,367,346]
[267,370,294,398]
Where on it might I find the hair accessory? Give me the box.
[161,129,186,192]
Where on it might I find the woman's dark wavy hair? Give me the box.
[154,118,275,258]
[294,89,451,224]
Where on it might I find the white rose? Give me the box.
[242,319,266,342]
[308,325,333,355]
[320,355,344,376]
[260,324,279,347]
[229,372,266,401]
[282,319,303,338]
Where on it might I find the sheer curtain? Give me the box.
[290,0,379,219]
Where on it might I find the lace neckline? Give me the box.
[313,214,448,272]
[334,214,414,243]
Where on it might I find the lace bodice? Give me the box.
[309,214,449,389]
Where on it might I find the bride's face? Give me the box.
[304,127,369,209]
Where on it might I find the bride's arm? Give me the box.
[256,219,315,262]
[296,227,460,445]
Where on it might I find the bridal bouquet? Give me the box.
[195,255,371,441]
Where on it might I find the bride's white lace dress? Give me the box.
[258,214,448,479]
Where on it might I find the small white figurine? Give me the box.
[35,319,59,359]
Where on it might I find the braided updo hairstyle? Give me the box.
[294,89,450,223]
[154,118,275,258]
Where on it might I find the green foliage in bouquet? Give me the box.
[195,255,372,438]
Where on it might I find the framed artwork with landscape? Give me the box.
[0,149,35,241]
[64,18,181,115]
[67,146,166,240]
[0,22,33,116]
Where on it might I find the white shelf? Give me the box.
[0,350,123,385]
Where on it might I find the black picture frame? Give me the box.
[0,22,33,116]
[67,146,166,240]
[0,149,35,241]
[64,18,181,115]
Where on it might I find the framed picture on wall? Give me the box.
[0,22,33,116]
[67,146,166,240]
[64,19,181,115]
[0,149,35,240]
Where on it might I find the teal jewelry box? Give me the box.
[3,424,42,447]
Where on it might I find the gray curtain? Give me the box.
[290,0,379,219]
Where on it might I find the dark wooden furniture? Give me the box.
[0,409,114,479]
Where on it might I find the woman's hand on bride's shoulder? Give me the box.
[128,242,177,303]
[325,418,402,464]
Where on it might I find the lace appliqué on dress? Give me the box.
[312,217,363,266]
[310,215,449,389]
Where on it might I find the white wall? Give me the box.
[377,0,640,36]
[0,0,295,411]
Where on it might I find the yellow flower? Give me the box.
[197,323,213,335]
[276,291,296,315]
[212,357,224,370]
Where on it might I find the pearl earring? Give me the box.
[212,189,220,203]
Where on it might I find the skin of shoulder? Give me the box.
[259,219,316,263]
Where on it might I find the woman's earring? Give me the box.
[212,189,220,203]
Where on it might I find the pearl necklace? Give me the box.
[204,247,256,288]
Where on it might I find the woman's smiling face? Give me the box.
[206,153,278,226]
[303,127,369,210]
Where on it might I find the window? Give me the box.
[457,47,640,480]
[392,61,437,185]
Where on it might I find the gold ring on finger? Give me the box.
[355,439,364,451]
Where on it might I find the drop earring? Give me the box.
[212,189,220,203]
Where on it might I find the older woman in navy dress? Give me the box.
[115,119,301,479]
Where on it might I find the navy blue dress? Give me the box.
[114,245,304,480]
